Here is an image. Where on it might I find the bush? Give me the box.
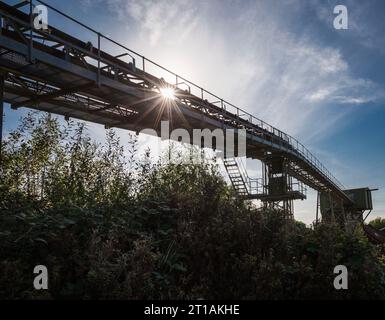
[1,113,385,299]
[370,218,385,231]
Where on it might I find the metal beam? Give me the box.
[11,82,93,108]
[0,72,4,164]
[13,1,30,9]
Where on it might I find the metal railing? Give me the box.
[7,0,345,192]
[235,157,307,197]
[289,180,307,197]
[234,157,263,195]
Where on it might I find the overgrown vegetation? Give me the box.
[1,113,385,299]
[370,218,385,231]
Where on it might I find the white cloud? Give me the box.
[79,0,384,140]
[77,0,385,222]
[80,0,384,152]
[307,88,332,102]
[103,0,200,46]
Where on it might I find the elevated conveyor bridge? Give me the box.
[0,0,365,220]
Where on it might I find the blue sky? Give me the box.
[3,0,385,223]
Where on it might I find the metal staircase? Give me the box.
[223,158,249,197]
[223,156,307,206]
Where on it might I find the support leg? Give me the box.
[329,192,335,223]
[316,191,320,224]
[0,73,4,164]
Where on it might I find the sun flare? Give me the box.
[160,87,175,100]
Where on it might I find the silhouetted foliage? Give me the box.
[1,113,385,299]
[370,218,385,231]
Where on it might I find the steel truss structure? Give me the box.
[0,0,360,220]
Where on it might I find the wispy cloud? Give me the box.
[78,0,385,143]
[77,0,385,222]
[315,0,385,52]
[124,0,200,46]
[81,0,200,46]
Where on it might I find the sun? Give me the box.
[160,87,175,100]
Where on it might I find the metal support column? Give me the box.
[316,191,320,224]
[0,73,4,165]
[341,198,346,224]
[28,0,34,62]
[329,192,335,223]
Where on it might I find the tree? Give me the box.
[1,113,385,299]
[370,217,385,231]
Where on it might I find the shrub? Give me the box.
[1,113,384,299]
